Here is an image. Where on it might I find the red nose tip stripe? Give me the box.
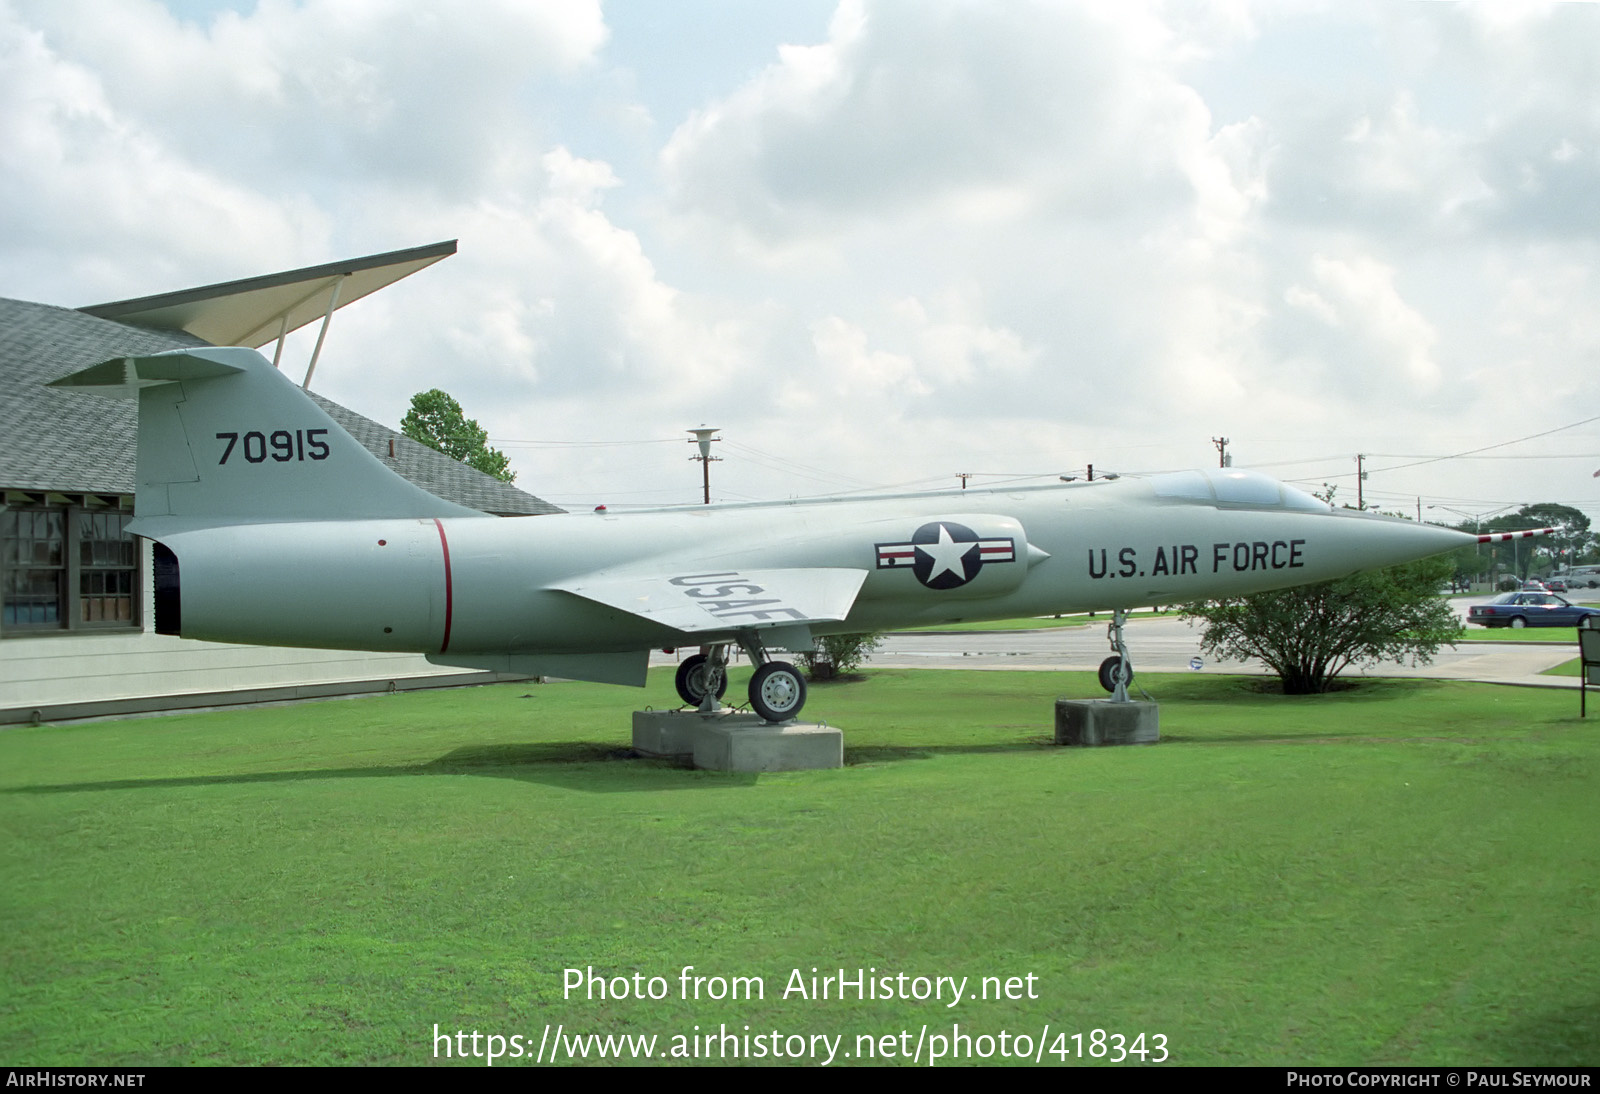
[1476,527,1556,544]
[433,518,454,653]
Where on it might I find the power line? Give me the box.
[1365,413,1600,475]
[718,440,877,490]
[489,438,681,448]
[1364,452,1600,461]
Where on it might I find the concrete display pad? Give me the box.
[632,710,843,771]
[1054,699,1159,746]
[631,710,707,758]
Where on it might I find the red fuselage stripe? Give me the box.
[434,518,454,653]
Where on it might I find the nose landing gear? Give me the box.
[1097,608,1134,702]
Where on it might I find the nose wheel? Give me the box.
[1098,655,1133,694]
[1098,609,1134,702]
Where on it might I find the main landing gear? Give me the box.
[673,636,807,723]
[1097,608,1134,702]
[674,651,728,708]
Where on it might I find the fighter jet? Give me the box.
[52,346,1520,722]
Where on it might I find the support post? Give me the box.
[270,312,291,370]
[301,274,348,390]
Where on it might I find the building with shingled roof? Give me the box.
[1,243,557,723]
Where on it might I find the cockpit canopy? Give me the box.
[1149,469,1329,512]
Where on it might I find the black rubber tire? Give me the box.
[1098,655,1133,692]
[748,661,806,722]
[674,653,728,705]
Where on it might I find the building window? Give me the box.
[1,495,139,635]
[2,508,64,625]
[79,511,138,622]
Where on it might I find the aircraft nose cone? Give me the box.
[1337,513,1479,571]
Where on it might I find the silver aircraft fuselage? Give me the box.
[154,473,1471,660]
[51,345,1482,695]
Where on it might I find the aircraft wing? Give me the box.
[557,566,868,640]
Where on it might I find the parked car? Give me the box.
[1548,578,1569,592]
[1467,592,1600,629]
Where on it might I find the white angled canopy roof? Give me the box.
[78,240,457,348]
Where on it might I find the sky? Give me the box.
[4,0,1599,522]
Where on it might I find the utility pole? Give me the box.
[1212,436,1230,468]
[1356,453,1366,510]
[957,473,973,490]
[687,426,721,504]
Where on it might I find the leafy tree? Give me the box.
[1430,520,1492,591]
[400,389,516,483]
[1178,554,1462,695]
[1477,504,1590,580]
[1428,503,1590,584]
[799,633,883,679]
[1444,539,1492,591]
[1518,503,1592,572]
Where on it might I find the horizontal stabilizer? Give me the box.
[558,567,867,636]
[48,351,249,397]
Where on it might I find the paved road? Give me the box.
[868,604,1582,688]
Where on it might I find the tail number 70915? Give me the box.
[216,429,330,464]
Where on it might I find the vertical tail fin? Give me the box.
[49,347,483,533]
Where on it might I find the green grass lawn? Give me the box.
[1458,626,1585,643]
[3,670,1597,1067]
[1540,658,1597,680]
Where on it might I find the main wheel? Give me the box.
[749,661,806,722]
[1509,616,1527,629]
[674,654,728,706]
[1098,655,1133,692]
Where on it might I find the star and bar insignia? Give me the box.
[875,521,1016,590]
